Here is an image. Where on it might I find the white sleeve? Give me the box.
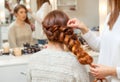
[72,56,90,82]
[82,30,100,51]
[81,13,111,52]
[116,67,120,79]
[40,3,51,19]
[30,12,42,24]
[30,3,51,24]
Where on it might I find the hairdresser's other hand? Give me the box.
[90,64,116,79]
[67,18,89,34]
[27,8,32,13]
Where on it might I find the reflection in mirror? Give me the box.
[4,0,31,24]
[0,0,100,49]
[0,0,31,49]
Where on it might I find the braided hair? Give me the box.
[42,10,93,65]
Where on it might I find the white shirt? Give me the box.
[32,2,52,39]
[27,48,89,82]
[82,14,120,82]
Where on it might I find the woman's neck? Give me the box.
[16,19,25,26]
[47,42,64,51]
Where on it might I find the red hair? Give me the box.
[42,10,93,65]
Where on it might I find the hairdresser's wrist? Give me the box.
[78,24,89,34]
[109,67,117,77]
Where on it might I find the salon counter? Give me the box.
[0,54,31,82]
[0,55,31,67]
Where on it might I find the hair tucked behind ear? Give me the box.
[42,10,93,65]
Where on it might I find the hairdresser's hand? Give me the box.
[27,8,32,13]
[90,64,116,79]
[67,18,89,34]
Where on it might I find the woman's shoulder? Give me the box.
[25,23,32,30]
[9,22,17,30]
[29,48,84,70]
[30,48,76,59]
[9,21,15,27]
[25,23,30,27]
[39,48,78,60]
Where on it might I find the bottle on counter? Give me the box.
[13,48,22,56]
[2,42,10,55]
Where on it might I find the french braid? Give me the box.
[43,25,93,65]
[42,10,107,82]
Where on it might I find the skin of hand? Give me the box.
[67,18,89,34]
[90,64,117,79]
[27,8,32,13]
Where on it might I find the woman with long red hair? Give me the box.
[27,10,91,82]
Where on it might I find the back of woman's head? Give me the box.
[42,10,93,65]
[43,10,69,29]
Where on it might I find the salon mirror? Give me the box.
[0,0,32,48]
[0,0,100,49]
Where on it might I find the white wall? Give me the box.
[63,0,99,28]
[99,0,108,33]
[50,0,57,10]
